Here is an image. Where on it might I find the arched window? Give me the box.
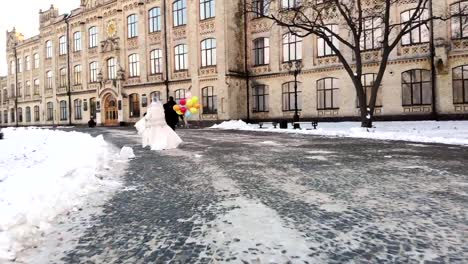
[34,53,40,69]
[74,31,82,52]
[17,58,23,73]
[202,86,217,114]
[59,35,67,55]
[17,107,23,122]
[361,18,382,51]
[17,82,22,97]
[46,102,53,121]
[10,60,15,74]
[90,97,96,119]
[201,38,216,67]
[34,106,40,122]
[253,0,269,18]
[3,110,8,124]
[282,33,302,62]
[74,99,82,120]
[451,1,468,39]
[33,79,39,95]
[150,91,161,102]
[173,0,187,27]
[107,58,117,79]
[46,71,53,89]
[25,81,31,96]
[74,65,82,85]
[150,49,163,74]
[59,68,67,87]
[128,54,140,77]
[200,0,215,20]
[60,101,68,121]
[357,74,382,107]
[452,65,468,104]
[174,89,185,104]
[149,7,162,33]
[25,107,31,122]
[282,81,302,111]
[253,38,270,65]
[402,69,432,106]
[25,56,31,71]
[317,24,339,57]
[10,108,15,123]
[401,9,429,46]
[252,85,269,112]
[45,40,53,58]
[129,94,141,117]
[89,26,98,48]
[89,61,98,82]
[317,78,339,110]
[3,89,7,102]
[127,14,138,38]
[174,44,188,70]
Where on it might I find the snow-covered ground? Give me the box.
[211,120,468,146]
[0,128,127,262]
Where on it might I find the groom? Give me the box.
[164,97,179,130]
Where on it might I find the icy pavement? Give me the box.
[26,128,468,263]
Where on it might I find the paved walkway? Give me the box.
[59,128,467,263]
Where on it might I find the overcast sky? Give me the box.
[0,1,79,76]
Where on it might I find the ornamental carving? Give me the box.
[125,77,141,85]
[316,56,339,66]
[251,65,270,74]
[199,66,217,76]
[72,85,83,92]
[88,83,100,91]
[173,70,189,80]
[200,20,216,35]
[127,38,139,50]
[250,20,271,34]
[148,74,163,82]
[452,39,468,50]
[454,105,468,112]
[149,33,162,44]
[401,44,429,56]
[101,37,120,53]
[361,50,380,62]
[173,27,187,40]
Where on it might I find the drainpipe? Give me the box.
[428,0,437,120]
[243,0,250,122]
[14,44,19,127]
[163,0,170,101]
[65,14,73,125]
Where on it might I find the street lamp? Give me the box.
[286,60,303,129]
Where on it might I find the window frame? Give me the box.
[59,35,67,55]
[60,100,68,121]
[282,33,302,62]
[108,58,117,80]
[127,14,138,38]
[401,9,429,46]
[89,26,98,48]
[202,86,217,114]
[252,85,269,112]
[46,102,54,121]
[74,31,82,52]
[149,7,162,33]
[317,77,340,110]
[282,81,302,111]
[174,44,188,71]
[401,69,432,106]
[150,49,163,74]
[129,93,141,118]
[200,0,215,20]
[452,65,468,104]
[45,40,53,59]
[128,54,140,77]
[74,99,83,120]
[253,37,270,66]
[201,38,217,67]
[173,0,187,27]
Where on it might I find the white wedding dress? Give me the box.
[135,101,182,150]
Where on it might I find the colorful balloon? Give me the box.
[180,107,187,114]
[185,111,192,118]
[173,105,181,111]
[186,91,192,99]
[190,107,198,114]
[186,99,194,108]
[191,96,199,103]
[176,110,183,115]
[194,103,201,109]
[180,99,186,106]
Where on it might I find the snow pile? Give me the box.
[0,128,121,261]
[211,120,468,146]
[119,146,135,160]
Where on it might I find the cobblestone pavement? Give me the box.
[57,128,467,264]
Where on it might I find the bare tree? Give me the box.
[246,0,455,128]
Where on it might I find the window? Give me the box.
[34,106,40,122]
[282,0,300,9]
[17,108,23,123]
[283,33,302,62]
[127,14,138,38]
[451,1,468,39]
[175,44,188,71]
[59,68,67,87]
[34,79,40,95]
[201,38,216,67]
[318,24,339,57]
[10,108,15,123]
[253,38,270,65]
[252,85,269,112]
[149,7,162,33]
[10,61,15,74]
[47,102,54,121]
[173,0,187,27]
[129,94,140,117]
[3,89,7,102]
[202,86,217,114]
[34,53,40,69]
[317,78,339,110]
[90,97,96,118]
[452,65,468,104]
[200,0,215,20]
[74,65,82,85]
[361,18,382,51]
[401,9,429,46]
[357,74,382,107]
[128,54,140,77]
[46,71,53,89]
[74,99,82,120]
[108,58,117,79]
[46,40,53,58]
[17,82,22,97]
[25,56,30,71]
[150,49,163,74]
[253,0,269,18]
[150,91,161,102]
[282,82,302,111]
[175,89,185,104]
[74,31,82,51]
[60,100,67,120]
[59,36,67,55]
[90,62,98,82]
[17,58,23,73]
[25,107,31,122]
[402,69,432,106]
[89,27,98,48]
[3,110,7,123]
[10,84,15,98]
[25,81,31,96]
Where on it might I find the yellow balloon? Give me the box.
[190,107,198,114]
[176,110,183,115]
[186,100,194,108]
[194,103,201,109]
[192,96,199,103]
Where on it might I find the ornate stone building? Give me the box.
[1,0,467,127]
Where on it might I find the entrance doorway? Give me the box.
[104,94,119,126]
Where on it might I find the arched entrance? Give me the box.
[103,93,119,126]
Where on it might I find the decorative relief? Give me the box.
[59,56,67,64]
[250,65,270,74]
[454,105,468,112]
[72,85,83,92]
[45,89,53,97]
[361,50,380,62]
[199,20,215,35]
[401,44,429,56]
[73,52,82,62]
[33,95,41,100]
[403,106,432,113]
[88,83,99,90]
[199,66,217,76]
[318,110,340,116]
[452,39,468,50]
[57,87,67,94]
[89,47,98,56]
[125,77,141,85]
[316,56,339,66]
[250,20,271,34]
[149,33,162,44]
[45,59,52,68]
[127,38,139,49]
[173,70,189,80]
[148,74,163,82]
[201,114,218,120]
[173,27,187,40]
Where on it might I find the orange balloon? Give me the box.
[173,105,181,111]
[195,103,201,109]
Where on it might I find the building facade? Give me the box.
[1,0,468,127]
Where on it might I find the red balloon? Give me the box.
[180,99,186,105]
[180,107,187,113]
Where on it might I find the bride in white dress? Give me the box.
[135,98,182,150]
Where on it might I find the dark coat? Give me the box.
[163,100,179,126]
